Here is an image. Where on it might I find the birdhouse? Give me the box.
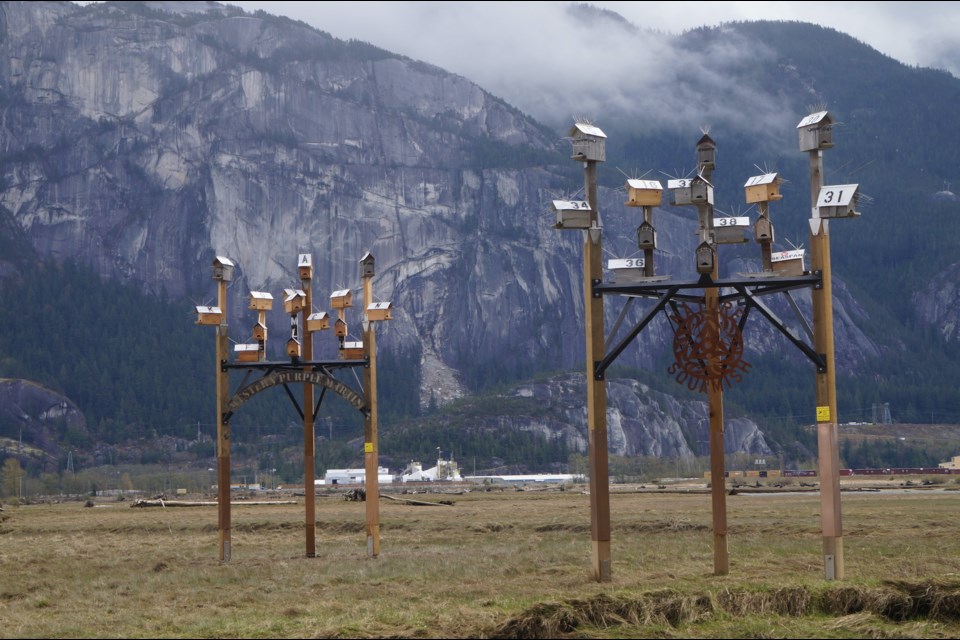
[695,241,716,275]
[252,321,267,341]
[367,301,393,321]
[771,249,806,276]
[330,289,353,310]
[248,291,273,311]
[817,184,861,218]
[334,317,348,338]
[286,337,302,359]
[307,312,330,332]
[744,173,783,204]
[568,122,606,163]
[636,221,657,250]
[211,256,234,282]
[283,288,307,315]
[195,306,223,326]
[551,200,591,229]
[796,111,834,152]
[696,134,717,172]
[669,175,713,207]
[607,258,645,284]
[341,340,365,360]
[625,180,663,207]
[754,216,774,243]
[234,343,259,363]
[360,252,375,278]
[713,216,750,244]
[298,254,313,280]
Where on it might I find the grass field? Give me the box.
[2,484,960,638]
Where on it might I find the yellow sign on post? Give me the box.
[816,406,831,422]
[364,442,373,453]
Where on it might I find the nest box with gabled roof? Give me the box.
[330,289,353,310]
[283,288,307,315]
[248,291,273,311]
[696,134,717,172]
[212,256,234,282]
[670,174,714,207]
[334,317,348,338]
[744,173,783,204]
[625,179,663,207]
[754,216,774,243]
[341,340,365,360]
[195,305,223,326]
[252,321,267,341]
[360,252,375,278]
[298,254,313,280]
[367,301,393,322]
[636,220,657,250]
[797,110,834,152]
[286,336,302,359]
[234,343,259,363]
[568,122,606,163]
[817,184,861,218]
[307,311,330,333]
[695,241,716,275]
[551,199,591,229]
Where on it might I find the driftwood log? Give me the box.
[131,499,296,508]
[381,494,454,507]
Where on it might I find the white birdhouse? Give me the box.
[568,122,606,162]
[298,254,313,280]
[551,200,591,229]
[797,111,834,152]
[248,291,273,311]
[330,289,353,310]
[817,184,860,218]
[211,256,234,282]
[283,288,307,315]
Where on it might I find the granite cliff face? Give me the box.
[0,2,883,455]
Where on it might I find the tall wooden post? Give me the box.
[807,150,844,579]
[300,255,317,557]
[584,160,611,582]
[697,137,728,576]
[642,206,655,277]
[362,255,381,557]
[215,275,231,562]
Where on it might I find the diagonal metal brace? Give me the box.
[734,285,826,371]
[595,285,680,379]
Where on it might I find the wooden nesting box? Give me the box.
[568,122,606,162]
[360,252,375,278]
[307,312,330,332]
[341,340,365,360]
[334,317,348,338]
[744,173,783,204]
[283,288,307,315]
[367,301,393,321]
[695,241,716,275]
[771,249,806,276]
[234,343,260,363]
[636,221,657,250]
[286,337,301,359]
[252,321,267,341]
[669,176,713,206]
[696,134,717,172]
[212,256,234,282]
[330,289,353,310]
[797,110,834,152]
[195,305,223,326]
[298,254,313,280]
[607,258,646,284]
[713,216,750,244]
[754,216,774,243]
[248,291,273,311]
[625,179,663,207]
[817,184,860,218]
[552,199,591,229]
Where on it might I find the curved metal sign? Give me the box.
[226,370,367,414]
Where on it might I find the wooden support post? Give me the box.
[643,205,655,277]
[699,156,728,576]
[301,261,316,558]
[584,160,611,582]
[758,202,772,271]
[362,263,381,557]
[808,150,844,580]
[215,278,231,563]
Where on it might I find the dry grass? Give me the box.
[1,488,959,637]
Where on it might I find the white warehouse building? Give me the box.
[316,467,393,486]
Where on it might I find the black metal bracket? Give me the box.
[592,278,602,298]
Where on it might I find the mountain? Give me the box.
[0,2,958,476]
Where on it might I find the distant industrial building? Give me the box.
[316,467,393,486]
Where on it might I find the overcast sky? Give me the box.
[220,1,958,131]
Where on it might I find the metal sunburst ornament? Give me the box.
[667,301,752,393]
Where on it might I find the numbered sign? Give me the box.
[551,200,590,210]
[607,258,645,270]
[667,179,691,189]
[713,216,749,228]
[816,185,858,208]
